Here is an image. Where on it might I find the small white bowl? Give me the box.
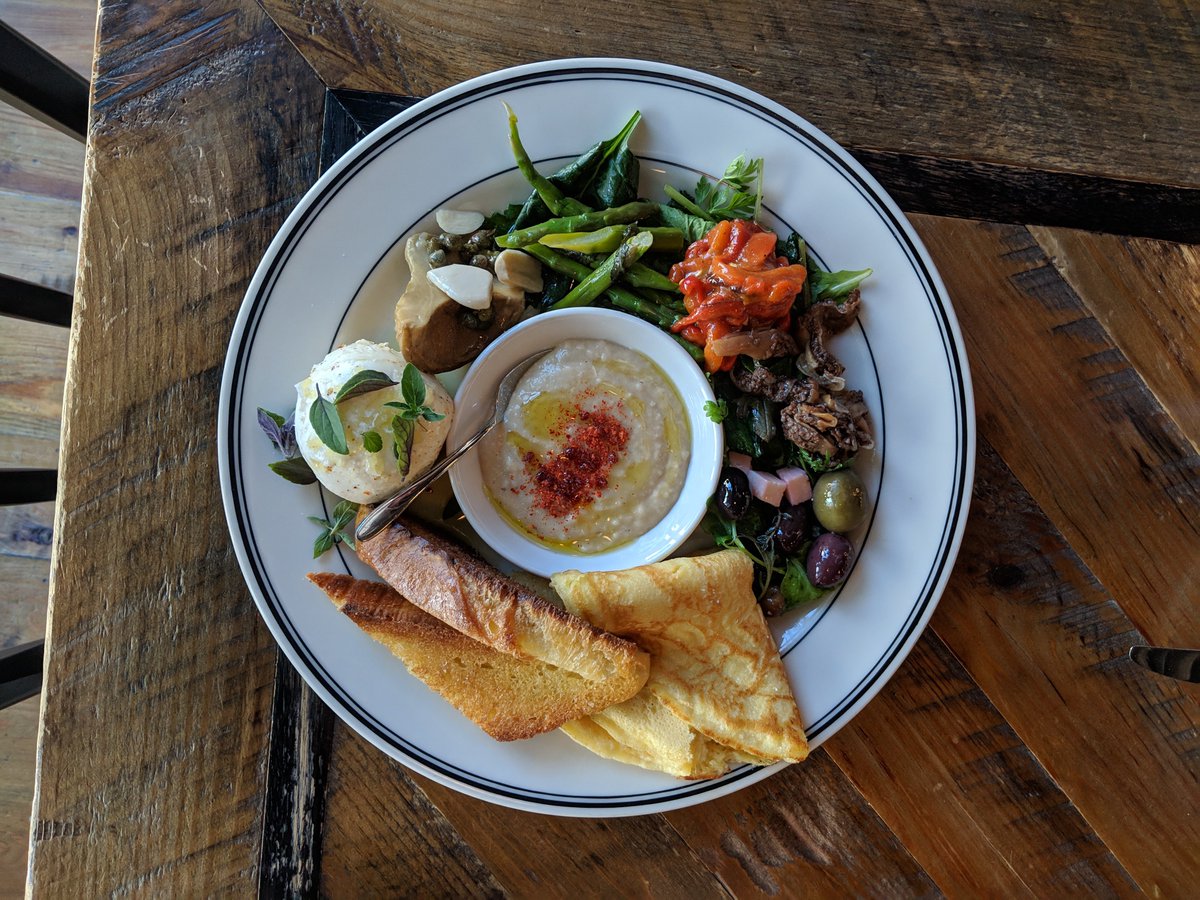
[448,307,723,577]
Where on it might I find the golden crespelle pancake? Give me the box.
[551,549,809,779]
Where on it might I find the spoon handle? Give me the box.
[355,420,497,542]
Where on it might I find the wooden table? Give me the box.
[27,1,1199,894]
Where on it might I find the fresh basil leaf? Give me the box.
[420,407,446,422]
[268,456,317,485]
[361,430,383,452]
[312,529,335,558]
[400,363,426,408]
[309,387,348,455]
[658,203,712,243]
[257,407,296,457]
[333,499,359,524]
[392,414,415,477]
[334,370,398,404]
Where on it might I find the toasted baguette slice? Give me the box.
[309,572,647,741]
[355,517,647,688]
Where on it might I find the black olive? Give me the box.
[807,533,853,587]
[772,500,811,554]
[714,467,751,520]
[760,586,786,617]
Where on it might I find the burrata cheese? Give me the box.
[295,340,454,504]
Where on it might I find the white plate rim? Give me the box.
[217,57,975,816]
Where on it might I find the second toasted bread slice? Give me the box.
[310,572,648,741]
[355,517,647,689]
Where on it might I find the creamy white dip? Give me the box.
[479,339,690,552]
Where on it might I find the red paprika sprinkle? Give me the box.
[524,401,629,518]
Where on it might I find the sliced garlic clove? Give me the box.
[494,248,544,292]
[435,208,485,235]
[427,263,494,309]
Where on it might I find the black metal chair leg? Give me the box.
[1,273,74,327]
[0,20,89,141]
[0,469,57,505]
[1,640,44,709]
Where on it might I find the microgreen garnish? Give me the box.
[382,363,445,477]
[309,499,359,557]
[362,430,383,453]
[259,406,316,484]
[703,399,729,423]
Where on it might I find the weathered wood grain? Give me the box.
[925,438,1200,895]
[912,215,1200,647]
[0,190,80,293]
[261,0,1200,189]
[1030,228,1200,455]
[25,0,326,893]
[0,697,39,894]
[824,627,1137,897]
[320,727,507,897]
[0,318,68,469]
[661,750,937,896]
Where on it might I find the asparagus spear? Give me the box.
[539,225,684,254]
[551,231,654,310]
[495,202,657,249]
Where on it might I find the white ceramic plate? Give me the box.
[218,59,974,816]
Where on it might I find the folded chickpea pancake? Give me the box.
[309,572,648,741]
[551,550,808,776]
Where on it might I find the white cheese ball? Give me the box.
[294,339,454,504]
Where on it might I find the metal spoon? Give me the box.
[354,351,547,543]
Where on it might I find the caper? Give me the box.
[812,469,867,533]
[428,248,447,268]
[468,253,492,269]
[464,230,494,253]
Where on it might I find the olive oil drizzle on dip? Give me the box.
[479,339,690,553]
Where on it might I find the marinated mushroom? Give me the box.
[394,232,525,373]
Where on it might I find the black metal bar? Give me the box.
[0,273,73,327]
[0,20,89,141]
[0,640,44,709]
[0,469,57,505]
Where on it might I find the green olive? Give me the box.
[812,469,867,533]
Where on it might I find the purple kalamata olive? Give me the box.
[807,533,853,587]
[714,466,751,520]
[773,500,812,554]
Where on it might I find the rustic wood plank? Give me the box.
[0,317,67,470]
[826,630,1137,896]
[25,0,326,893]
[0,189,80,292]
[1029,228,1200,455]
[320,727,507,897]
[261,1,1200,191]
[924,438,1200,895]
[0,697,39,894]
[911,215,1200,647]
[661,751,937,896]
[412,778,731,897]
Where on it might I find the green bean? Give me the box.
[504,103,588,218]
[495,202,657,248]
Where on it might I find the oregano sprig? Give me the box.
[309,499,359,557]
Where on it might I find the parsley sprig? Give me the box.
[662,154,764,225]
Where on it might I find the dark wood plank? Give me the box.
[25,0,326,893]
[662,751,938,897]
[320,727,508,897]
[912,215,1200,647]
[263,1,1200,200]
[925,438,1200,895]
